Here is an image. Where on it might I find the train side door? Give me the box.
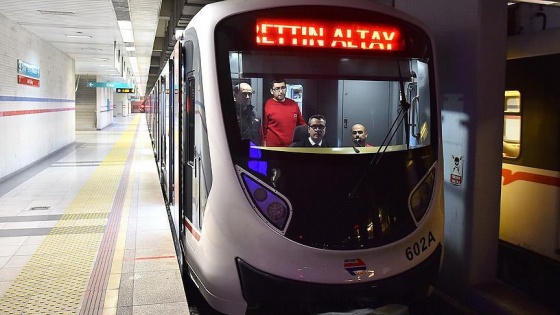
[168,60,175,206]
[181,40,201,250]
[160,77,168,189]
[153,81,160,159]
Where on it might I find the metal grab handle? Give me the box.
[411,95,420,139]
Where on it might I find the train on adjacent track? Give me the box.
[499,52,560,311]
[145,0,444,313]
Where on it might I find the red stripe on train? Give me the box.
[185,220,201,241]
[502,168,560,187]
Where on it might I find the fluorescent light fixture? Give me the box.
[125,46,136,52]
[118,20,132,30]
[105,69,118,72]
[82,48,102,51]
[120,30,134,43]
[38,10,75,16]
[66,34,92,39]
[118,21,135,43]
[516,0,558,4]
[129,57,140,74]
[92,57,109,61]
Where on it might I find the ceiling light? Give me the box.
[81,48,102,51]
[38,10,75,16]
[66,34,92,39]
[125,46,135,52]
[118,20,135,43]
[129,57,140,74]
[515,0,558,4]
[92,57,109,61]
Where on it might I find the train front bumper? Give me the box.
[236,243,442,310]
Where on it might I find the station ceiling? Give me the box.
[0,0,557,97]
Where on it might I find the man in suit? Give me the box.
[290,114,330,147]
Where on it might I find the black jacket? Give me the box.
[236,104,261,145]
[289,138,330,147]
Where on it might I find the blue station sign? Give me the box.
[87,82,134,88]
[17,60,40,79]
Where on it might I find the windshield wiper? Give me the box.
[348,61,412,199]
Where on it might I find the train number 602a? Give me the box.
[405,231,436,261]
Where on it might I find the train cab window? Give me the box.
[212,7,440,251]
[227,52,433,152]
[503,90,521,159]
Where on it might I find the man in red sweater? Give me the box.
[262,78,306,146]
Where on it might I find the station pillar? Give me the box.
[395,0,508,307]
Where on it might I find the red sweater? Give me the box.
[262,98,306,146]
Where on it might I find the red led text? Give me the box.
[256,19,402,51]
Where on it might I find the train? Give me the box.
[499,53,560,310]
[145,0,444,313]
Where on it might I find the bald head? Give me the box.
[351,124,368,143]
[234,83,253,109]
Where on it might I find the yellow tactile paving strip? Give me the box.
[0,116,140,315]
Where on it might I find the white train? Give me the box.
[146,0,444,313]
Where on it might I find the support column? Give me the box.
[395,0,508,303]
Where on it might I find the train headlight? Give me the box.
[267,202,287,221]
[236,166,292,233]
[408,165,436,225]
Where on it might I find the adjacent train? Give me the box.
[146,0,444,313]
[499,53,560,310]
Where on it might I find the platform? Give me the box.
[0,114,188,314]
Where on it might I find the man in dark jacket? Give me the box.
[234,83,261,145]
[290,114,330,147]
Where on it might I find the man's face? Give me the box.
[351,124,368,141]
[270,82,287,102]
[308,118,326,142]
[236,84,253,108]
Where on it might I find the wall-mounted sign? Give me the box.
[116,88,135,93]
[450,155,464,186]
[17,60,40,87]
[17,75,40,87]
[87,82,133,88]
[17,60,40,79]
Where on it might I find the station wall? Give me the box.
[0,12,75,181]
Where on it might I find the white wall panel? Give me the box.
[0,12,75,181]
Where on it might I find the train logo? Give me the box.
[344,258,368,276]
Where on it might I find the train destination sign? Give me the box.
[256,19,403,51]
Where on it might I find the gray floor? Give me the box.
[0,114,188,314]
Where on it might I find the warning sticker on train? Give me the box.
[344,258,367,276]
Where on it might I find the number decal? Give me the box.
[405,231,436,261]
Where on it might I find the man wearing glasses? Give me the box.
[351,123,372,147]
[290,115,330,147]
[262,78,306,146]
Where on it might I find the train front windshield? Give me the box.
[216,7,438,250]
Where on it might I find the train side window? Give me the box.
[503,90,521,159]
